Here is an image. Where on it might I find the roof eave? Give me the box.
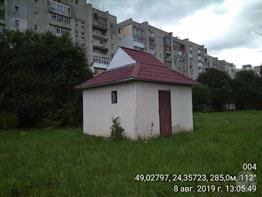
[77,77,136,90]
[134,79,196,86]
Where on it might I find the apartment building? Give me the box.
[254,65,262,76]
[118,18,173,67]
[242,64,252,70]
[241,64,261,76]
[118,19,210,80]
[172,37,207,79]
[0,0,118,74]
[206,55,236,78]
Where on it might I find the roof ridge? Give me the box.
[120,46,157,57]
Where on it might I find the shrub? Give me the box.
[110,116,124,139]
[192,84,212,112]
[0,30,92,128]
[197,68,233,111]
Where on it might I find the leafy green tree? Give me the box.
[192,84,212,112]
[0,30,92,128]
[197,68,233,111]
[233,70,261,109]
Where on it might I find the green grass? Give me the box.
[0,110,261,197]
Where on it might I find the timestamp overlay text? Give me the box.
[134,163,257,193]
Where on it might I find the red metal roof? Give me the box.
[77,47,198,89]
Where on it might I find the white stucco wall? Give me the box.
[108,47,136,70]
[83,81,193,140]
[83,82,137,139]
[135,82,193,139]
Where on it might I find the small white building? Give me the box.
[78,47,197,140]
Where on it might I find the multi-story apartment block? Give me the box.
[218,60,236,78]
[91,8,118,73]
[206,55,236,78]
[118,19,209,80]
[206,55,219,69]
[118,18,173,67]
[254,65,262,76]
[172,37,189,76]
[172,37,207,79]
[242,64,252,70]
[0,0,118,74]
[240,64,261,76]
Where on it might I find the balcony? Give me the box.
[93,56,109,67]
[93,20,108,31]
[93,31,108,41]
[93,14,108,31]
[48,0,70,17]
[133,37,144,49]
[93,41,108,52]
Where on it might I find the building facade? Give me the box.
[0,0,118,74]
[118,19,211,80]
[118,19,173,68]
[206,55,236,78]
[254,65,262,76]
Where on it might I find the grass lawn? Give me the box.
[0,110,261,197]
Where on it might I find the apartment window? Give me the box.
[34,0,38,4]
[49,25,70,36]
[133,27,142,38]
[50,13,70,24]
[34,24,38,31]
[49,0,70,16]
[111,91,117,104]
[75,0,78,4]
[14,6,19,15]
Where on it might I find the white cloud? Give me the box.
[162,0,242,43]
[160,0,262,68]
[211,47,262,67]
[90,0,262,68]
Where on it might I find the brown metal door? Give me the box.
[158,90,172,136]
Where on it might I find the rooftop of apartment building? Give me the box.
[118,18,172,34]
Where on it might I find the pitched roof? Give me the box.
[77,47,198,89]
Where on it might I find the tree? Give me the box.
[0,30,92,128]
[197,68,233,111]
[192,84,212,112]
[233,70,261,109]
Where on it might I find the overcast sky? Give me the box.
[88,0,262,68]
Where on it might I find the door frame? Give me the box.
[158,90,172,136]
